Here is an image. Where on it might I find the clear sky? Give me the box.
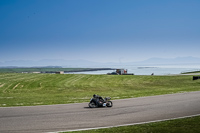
[0,0,200,63]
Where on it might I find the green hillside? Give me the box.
[0,73,200,107]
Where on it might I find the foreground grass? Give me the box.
[0,73,200,107]
[66,116,200,133]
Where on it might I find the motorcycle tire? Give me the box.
[106,101,113,107]
[89,101,97,108]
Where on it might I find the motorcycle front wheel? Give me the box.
[106,101,113,107]
[89,101,97,108]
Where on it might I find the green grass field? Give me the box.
[67,116,200,133]
[0,73,200,107]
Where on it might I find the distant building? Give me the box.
[32,72,41,74]
[116,69,127,75]
[55,71,64,74]
[108,69,133,75]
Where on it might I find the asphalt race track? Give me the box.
[0,91,200,133]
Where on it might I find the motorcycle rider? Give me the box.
[93,94,104,105]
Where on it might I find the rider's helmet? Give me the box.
[93,94,96,98]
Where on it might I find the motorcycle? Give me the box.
[89,96,113,108]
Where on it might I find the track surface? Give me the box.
[0,91,200,133]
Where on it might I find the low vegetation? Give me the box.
[0,73,200,107]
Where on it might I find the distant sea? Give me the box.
[67,64,200,75]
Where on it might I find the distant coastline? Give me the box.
[0,67,115,73]
[63,68,115,73]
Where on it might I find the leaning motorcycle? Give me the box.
[89,97,113,108]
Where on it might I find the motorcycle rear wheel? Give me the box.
[106,101,113,107]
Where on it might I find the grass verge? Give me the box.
[0,73,200,107]
[66,115,200,133]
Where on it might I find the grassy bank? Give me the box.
[67,116,200,133]
[0,73,200,107]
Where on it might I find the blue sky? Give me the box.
[0,0,200,63]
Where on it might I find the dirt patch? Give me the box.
[13,83,20,90]
[0,83,5,88]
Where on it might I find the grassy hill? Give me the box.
[0,73,200,107]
